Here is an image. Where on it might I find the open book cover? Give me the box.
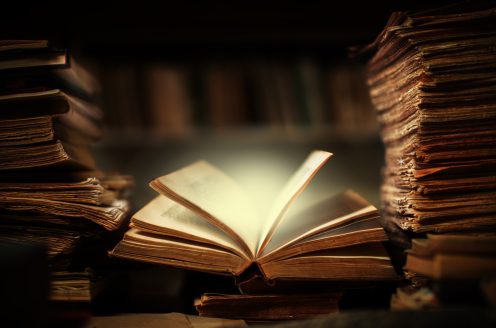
[111,150,397,281]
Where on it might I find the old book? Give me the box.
[112,150,397,281]
[50,269,104,302]
[0,196,129,231]
[0,40,100,98]
[0,116,94,147]
[194,293,341,321]
[0,140,96,171]
[204,63,249,128]
[405,234,496,279]
[409,233,496,257]
[0,40,66,70]
[0,224,82,261]
[0,217,105,272]
[0,173,133,236]
[405,253,496,280]
[0,88,105,171]
[146,65,193,136]
[0,177,124,206]
[0,89,103,140]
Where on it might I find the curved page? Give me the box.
[257,150,332,255]
[260,243,396,280]
[131,195,250,259]
[150,161,259,257]
[259,216,386,263]
[260,190,377,258]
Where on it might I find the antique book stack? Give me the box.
[0,40,133,303]
[365,2,496,307]
[112,150,398,320]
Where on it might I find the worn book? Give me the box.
[0,175,132,231]
[0,40,100,98]
[111,150,397,281]
[0,140,98,171]
[0,88,105,170]
[0,40,66,71]
[0,116,96,147]
[194,293,341,321]
[405,233,496,279]
[50,269,104,302]
[0,89,103,140]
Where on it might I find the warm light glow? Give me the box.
[144,147,363,255]
[224,152,295,217]
[222,150,340,219]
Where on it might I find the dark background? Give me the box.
[0,0,463,318]
[0,0,456,60]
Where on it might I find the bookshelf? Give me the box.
[96,58,379,138]
[0,0,453,139]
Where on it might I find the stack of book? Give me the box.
[0,40,133,303]
[111,150,398,320]
[365,2,496,306]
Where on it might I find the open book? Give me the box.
[111,150,397,281]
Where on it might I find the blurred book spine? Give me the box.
[99,59,378,138]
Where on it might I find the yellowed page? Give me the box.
[131,195,251,259]
[259,243,396,280]
[150,161,260,258]
[113,228,248,276]
[257,150,332,255]
[259,190,378,259]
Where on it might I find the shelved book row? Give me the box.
[364,2,496,308]
[101,60,377,136]
[0,40,133,304]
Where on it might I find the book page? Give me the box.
[256,150,332,256]
[259,190,378,258]
[132,195,251,260]
[258,216,386,264]
[114,228,248,276]
[150,161,260,258]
